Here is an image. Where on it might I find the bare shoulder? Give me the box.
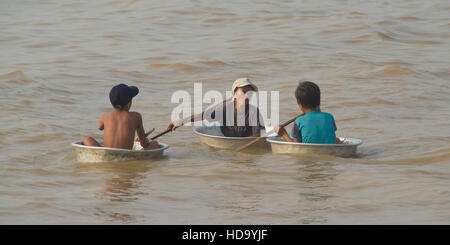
[129,111,142,118]
[100,113,110,121]
[129,111,143,123]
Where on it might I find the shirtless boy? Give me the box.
[83,84,159,150]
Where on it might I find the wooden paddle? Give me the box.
[144,128,155,137]
[156,98,233,139]
[135,128,155,142]
[149,128,173,140]
[135,128,170,142]
[233,114,303,152]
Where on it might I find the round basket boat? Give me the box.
[194,125,274,152]
[266,137,363,157]
[72,141,169,163]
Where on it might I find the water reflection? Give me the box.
[78,161,154,202]
[229,157,257,166]
[295,158,340,224]
[206,157,268,223]
[76,160,159,223]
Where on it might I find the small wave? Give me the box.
[374,65,413,75]
[319,24,368,36]
[0,70,26,79]
[103,33,126,40]
[362,136,450,164]
[342,37,373,44]
[226,38,249,43]
[81,53,115,59]
[54,73,89,78]
[142,56,169,62]
[198,60,229,66]
[168,9,202,15]
[335,64,375,75]
[104,0,139,7]
[369,97,396,105]
[265,16,294,21]
[20,132,67,144]
[117,9,133,14]
[376,20,396,25]
[415,148,450,164]
[48,98,75,105]
[34,83,74,96]
[19,99,33,105]
[23,202,53,209]
[384,60,414,66]
[107,68,148,79]
[374,29,440,45]
[337,62,417,77]
[375,30,397,41]
[210,12,236,17]
[25,42,62,48]
[408,40,442,45]
[147,63,168,68]
[65,45,81,49]
[0,70,33,84]
[203,18,227,23]
[148,63,201,72]
[388,151,450,165]
[398,16,424,21]
[348,11,364,15]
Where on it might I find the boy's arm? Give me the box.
[98,115,105,131]
[135,113,150,148]
[166,113,203,131]
[332,115,341,144]
[166,100,227,131]
[278,127,292,142]
[275,126,301,143]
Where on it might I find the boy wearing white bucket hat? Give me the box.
[166,77,265,137]
[231,77,258,94]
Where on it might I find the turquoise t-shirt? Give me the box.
[290,111,337,144]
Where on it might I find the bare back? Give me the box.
[100,110,142,149]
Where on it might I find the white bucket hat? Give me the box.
[231,77,258,94]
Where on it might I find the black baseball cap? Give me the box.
[109,84,139,109]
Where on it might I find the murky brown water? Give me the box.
[1,0,449,224]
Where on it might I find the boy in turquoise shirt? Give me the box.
[275,81,341,144]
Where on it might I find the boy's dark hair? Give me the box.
[295,81,321,108]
